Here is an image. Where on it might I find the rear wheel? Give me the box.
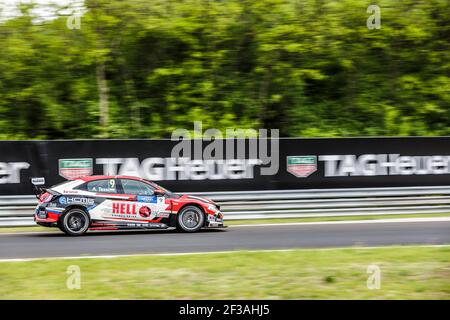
[59,208,90,236]
[177,206,205,232]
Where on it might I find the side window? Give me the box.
[86,179,117,193]
[120,179,155,196]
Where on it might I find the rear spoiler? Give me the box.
[31,177,62,200]
[31,177,47,199]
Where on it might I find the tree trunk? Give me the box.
[96,62,109,134]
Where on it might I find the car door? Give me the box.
[118,179,169,222]
[83,178,135,222]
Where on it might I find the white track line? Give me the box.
[0,244,449,263]
[230,217,450,227]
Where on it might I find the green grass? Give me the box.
[0,226,58,233]
[226,212,450,225]
[1,246,449,299]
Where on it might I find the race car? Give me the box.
[31,175,225,236]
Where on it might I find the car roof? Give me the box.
[78,175,146,182]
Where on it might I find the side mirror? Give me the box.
[154,189,165,196]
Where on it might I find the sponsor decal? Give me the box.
[136,195,157,203]
[110,201,169,219]
[155,212,170,218]
[0,162,30,184]
[96,157,262,180]
[46,209,62,215]
[37,210,47,219]
[59,158,93,180]
[126,223,165,228]
[126,223,147,228]
[126,222,166,228]
[139,206,151,218]
[112,202,137,215]
[319,154,450,177]
[287,156,317,178]
[59,196,95,205]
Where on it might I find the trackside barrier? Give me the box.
[1,186,450,226]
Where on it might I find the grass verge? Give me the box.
[0,245,449,299]
[225,212,450,225]
[0,226,58,233]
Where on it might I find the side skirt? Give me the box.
[89,221,169,231]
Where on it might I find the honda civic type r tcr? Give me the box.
[32,176,225,236]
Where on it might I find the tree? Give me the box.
[0,0,448,139]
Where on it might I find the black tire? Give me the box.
[177,205,205,233]
[59,208,90,236]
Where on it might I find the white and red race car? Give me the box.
[32,175,224,236]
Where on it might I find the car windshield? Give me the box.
[145,180,177,197]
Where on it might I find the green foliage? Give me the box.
[0,0,449,139]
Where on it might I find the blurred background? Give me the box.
[0,1,449,301]
[0,0,448,139]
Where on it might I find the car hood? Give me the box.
[180,194,217,205]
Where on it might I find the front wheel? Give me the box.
[177,206,205,233]
[59,208,90,236]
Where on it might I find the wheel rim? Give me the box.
[181,210,201,229]
[66,211,87,232]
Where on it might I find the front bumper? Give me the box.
[205,211,226,228]
[206,221,227,228]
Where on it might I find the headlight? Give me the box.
[207,204,220,213]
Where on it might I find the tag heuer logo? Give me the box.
[59,159,93,180]
[287,156,317,178]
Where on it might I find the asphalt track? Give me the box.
[0,219,449,260]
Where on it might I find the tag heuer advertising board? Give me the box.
[287,156,317,178]
[59,158,93,180]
